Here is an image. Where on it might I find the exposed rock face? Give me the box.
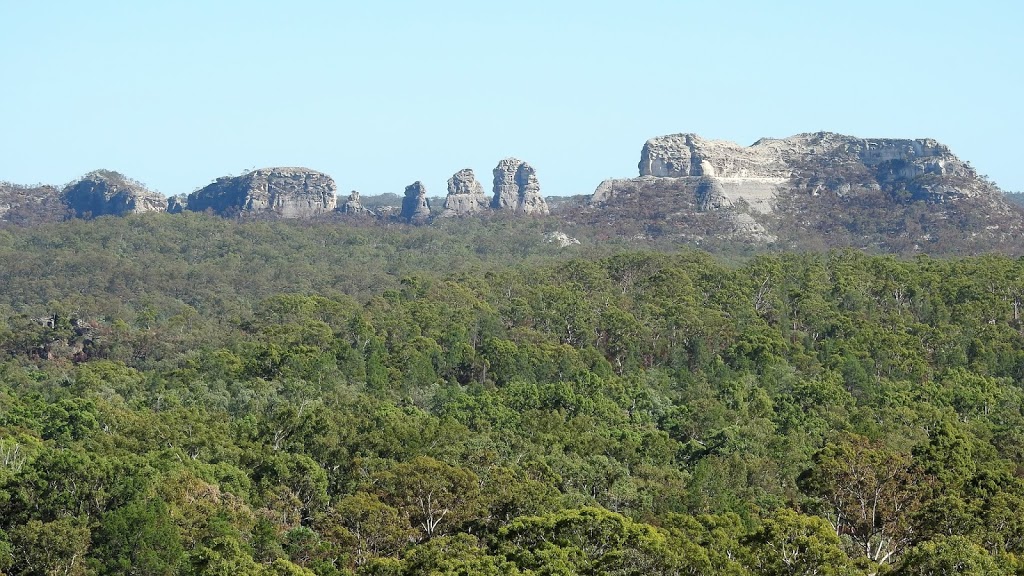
[545,231,581,248]
[441,169,489,216]
[583,131,1023,251]
[492,158,522,210]
[339,190,373,215]
[491,158,549,215]
[63,170,167,218]
[635,132,980,208]
[167,195,187,214]
[187,167,336,217]
[400,181,431,223]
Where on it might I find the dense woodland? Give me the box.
[2,213,1024,574]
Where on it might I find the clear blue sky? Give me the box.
[2,0,1021,196]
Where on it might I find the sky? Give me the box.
[1,0,1021,197]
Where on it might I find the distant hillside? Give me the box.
[568,132,1024,255]
[3,133,1023,255]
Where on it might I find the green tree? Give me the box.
[375,456,482,541]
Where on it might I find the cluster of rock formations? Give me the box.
[5,132,1020,253]
[440,159,549,217]
[1,158,551,226]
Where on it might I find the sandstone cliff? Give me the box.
[187,168,336,217]
[63,170,167,218]
[628,132,982,208]
[581,132,1024,252]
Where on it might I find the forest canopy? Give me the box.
[1,213,1024,574]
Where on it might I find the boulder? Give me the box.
[187,167,336,217]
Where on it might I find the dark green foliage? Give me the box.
[1,216,1024,572]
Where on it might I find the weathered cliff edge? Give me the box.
[584,132,1024,250]
[187,168,337,217]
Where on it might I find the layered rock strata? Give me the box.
[588,131,1014,246]
[441,169,489,216]
[629,132,981,209]
[491,158,549,215]
[187,167,336,217]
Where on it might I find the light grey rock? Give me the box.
[400,181,431,223]
[637,132,980,205]
[492,158,522,210]
[590,131,1010,246]
[441,169,489,216]
[340,190,373,215]
[63,170,167,218]
[515,162,549,215]
[545,231,580,247]
[491,158,549,215]
[187,167,337,217]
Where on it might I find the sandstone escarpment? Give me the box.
[187,168,337,217]
[441,169,489,217]
[491,158,549,215]
[63,170,167,218]
[582,131,1024,251]
[635,132,981,207]
[400,181,431,223]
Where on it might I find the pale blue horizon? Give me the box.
[2,0,1021,197]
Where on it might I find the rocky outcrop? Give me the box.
[400,181,431,223]
[167,195,187,214]
[339,190,373,215]
[583,131,1021,250]
[491,158,549,215]
[441,169,489,217]
[187,167,336,217]
[492,159,522,211]
[635,132,980,206]
[545,231,581,248]
[63,170,167,218]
